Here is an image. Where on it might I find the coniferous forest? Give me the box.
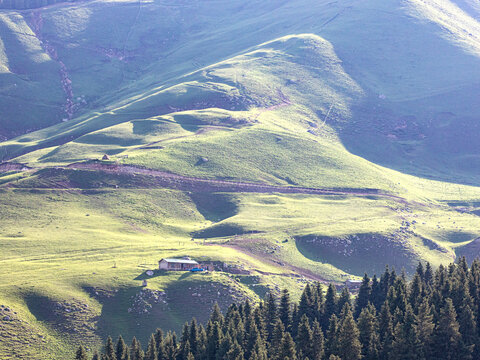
[75,258,480,360]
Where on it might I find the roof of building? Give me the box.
[160,258,198,264]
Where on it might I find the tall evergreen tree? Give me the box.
[105,336,116,360]
[323,284,337,330]
[116,336,129,360]
[432,298,462,360]
[325,314,339,359]
[279,289,292,332]
[130,338,144,360]
[414,299,434,360]
[75,346,88,360]
[337,304,361,360]
[311,319,325,360]
[264,293,278,343]
[145,335,157,360]
[336,288,351,317]
[355,274,371,318]
[358,304,379,360]
[296,314,314,359]
[279,332,297,360]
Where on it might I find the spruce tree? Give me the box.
[75,346,88,360]
[337,304,361,360]
[105,336,116,360]
[91,351,100,360]
[130,337,143,360]
[378,301,394,360]
[323,284,337,330]
[116,336,129,360]
[279,332,297,360]
[458,303,476,360]
[432,298,461,360]
[355,274,371,318]
[226,340,244,360]
[414,299,434,359]
[325,314,339,359]
[391,305,420,360]
[296,314,313,359]
[189,318,199,357]
[357,304,379,360]
[145,335,157,360]
[311,319,325,360]
[210,303,224,327]
[264,293,278,343]
[207,321,223,360]
[336,288,351,316]
[279,289,292,332]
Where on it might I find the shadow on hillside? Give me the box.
[294,233,417,276]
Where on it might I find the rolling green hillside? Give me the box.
[1,0,480,358]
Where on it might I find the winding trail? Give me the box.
[63,162,409,203]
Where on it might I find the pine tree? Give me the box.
[217,333,233,360]
[279,289,292,332]
[145,335,157,360]
[408,273,423,311]
[189,318,199,357]
[370,275,383,311]
[264,293,278,343]
[311,319,325,360]
[414,299,434,359]
[458,303,476,360]
[298,284,314,321]
[357,304,379,360]
[226,340,244,360]
[269,319,285,359]
[336,288,351,316]
[207,321,223,360]
[130,337,144,360]
[116,336,129,360]
[391,305,420,360]
[163,332,177,360]
[378,301,394,360]
[91,351,100,360]
[210,303,224,327]
[337,304,361,360]
[424,262,433,287]
[323,284,337,330]
[279,332,297,360]
[296,314,313,359]
[76,346,88,360]
[355,274,371,318]
[248,329,268,360]
[432,298,461,360]
[105,336,116,360]
[325,314,339,359]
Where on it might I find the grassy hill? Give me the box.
[2,0,480,358]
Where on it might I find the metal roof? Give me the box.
[160,258,198,264]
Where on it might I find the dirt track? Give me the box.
[65,162,408,202]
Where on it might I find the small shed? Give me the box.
[159,258,199,271]
[102,154,110,160]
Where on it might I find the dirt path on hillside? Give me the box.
[213,241,332,284]
[64,162,409,202]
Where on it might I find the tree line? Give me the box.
[76,257,480,360]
